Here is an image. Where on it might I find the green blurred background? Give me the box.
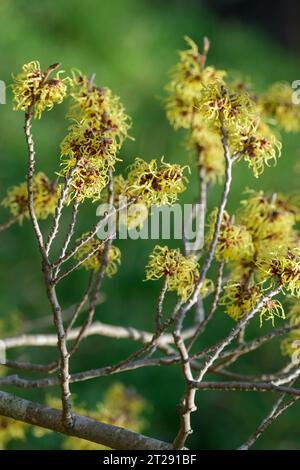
[0,0,300,450]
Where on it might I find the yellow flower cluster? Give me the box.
[60,72,130,203]
[165,37,227,184]
[126,158,188,207]
[99,158,188,231]
[238,191,299,257]
[260,82,300,132]
[258,248,300,297]
[198,83,256,136]
[166,36,226,130]
[145,245,199,301]
[220,282,285,326]
[12,61,68,119]
[231,122,282,178]
[75,235,121,276]
[188,125,225,183]
[69,71,131,145]
[165,37,286,184]
[208,209,254,262]
[218,190,300,323]
[2,172,59,222]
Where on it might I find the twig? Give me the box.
[194,287,281,384]
[68,168,115,355]
[239,393,299,450]
[188,261,224,352]
[192,380,300,397]
[45,161,80,256]
[155,277,168,332]
[172,319,196,449]
[53,198,80,278]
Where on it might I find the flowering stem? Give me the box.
[24,110,73,429]
[68,168,115,356]
[194,287,282,384]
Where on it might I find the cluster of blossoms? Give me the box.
[102,158,188,230]
[258,248,300,297]
[1,172,59,222]
[210,189,300,324]
[4,40,300,383]
[12,61,68,119]
[165,37,299,182]
[145,245,213,301]
[207,209,254,262]
[60,72,131,203]
[260,82,300,132]
[75,235,121,277]
[166,37,227,183]
[220,282,285,326]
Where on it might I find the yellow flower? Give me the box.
[59,73,131,204]
[207,209,254,262]
[12,61,68,119]
[188,125,225,183]
[60,121,119,169]
[63,159,109,203]
[220,282,284,325]
[231,121,282,178]
[166,36,226,130]
[197,83,257,136]
[2,172,59,221]
[126,158,188,207]
[75,236,121,276]
[69,71,131,146]
[258,248,300,297]
[260,82,300,132]
[237,190,299,258]
[145,245,199,301]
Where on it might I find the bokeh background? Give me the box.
[0,0,300,449]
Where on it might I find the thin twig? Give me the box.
[194,287,281,384]
[45,161,80,256]
[155,277,168,332]
[188,261,224,352]
[192,380,300,397]
[239,392,299,450]
[53,198,80,278]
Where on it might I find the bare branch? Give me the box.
[0,390,173,450]
[45,161,79,256]
[192,380,300,397]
